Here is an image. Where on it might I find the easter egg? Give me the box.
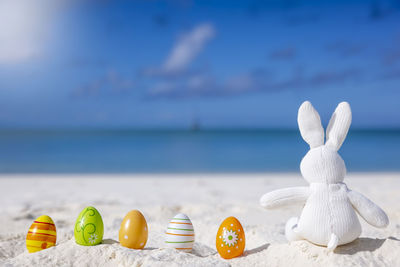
[26,215,57,253]
[119,210,148,249]
[74,206,104,246]
[216,216,245,259]
[165,213,195,251]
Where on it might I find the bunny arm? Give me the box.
[260,187,311,209]
[347,190,389,228]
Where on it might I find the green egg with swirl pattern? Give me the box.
[74,206,104,246]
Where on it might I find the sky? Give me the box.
[0,0,400,129]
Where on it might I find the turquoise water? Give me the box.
[0,129,399,173]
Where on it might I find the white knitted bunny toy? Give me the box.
[260,101,389,250]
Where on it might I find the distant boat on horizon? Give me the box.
[190,116,201,131]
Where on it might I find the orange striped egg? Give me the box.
[165,213,195,251]
[26,215,57,253]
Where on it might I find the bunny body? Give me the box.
[260,101,388,250]
[297,182,361,246]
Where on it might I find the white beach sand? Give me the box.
[0,173,399,267]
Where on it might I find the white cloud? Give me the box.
[73,70,135,97]
[160,23,215,75]
[147,67,362,99]
[149,81,176,96]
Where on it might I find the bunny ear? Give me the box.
[325,102,352,151]
[297,101,324,148]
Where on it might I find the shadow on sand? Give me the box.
[335,237,388,255]
[101,239,157,250]
[388,236,400,242]
[244,243,270,256]
[102,239,119,245]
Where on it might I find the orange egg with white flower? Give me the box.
[216,216,245,259]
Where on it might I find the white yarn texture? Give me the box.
[260,101,389,250]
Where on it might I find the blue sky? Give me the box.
[0,0,400,129]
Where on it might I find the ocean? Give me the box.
[0,129,399,173]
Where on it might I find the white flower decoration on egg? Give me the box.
[88,234,98,244]
[223,230,238,247]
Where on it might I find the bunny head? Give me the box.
[298,101,352,184]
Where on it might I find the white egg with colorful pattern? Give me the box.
[165,213,195,251]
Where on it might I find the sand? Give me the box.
[0,173,399,267]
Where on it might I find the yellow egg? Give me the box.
[216,216,245,259]
[119,210,148,249]
[26,215,57,253]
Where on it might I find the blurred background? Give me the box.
[0,0,399,173]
